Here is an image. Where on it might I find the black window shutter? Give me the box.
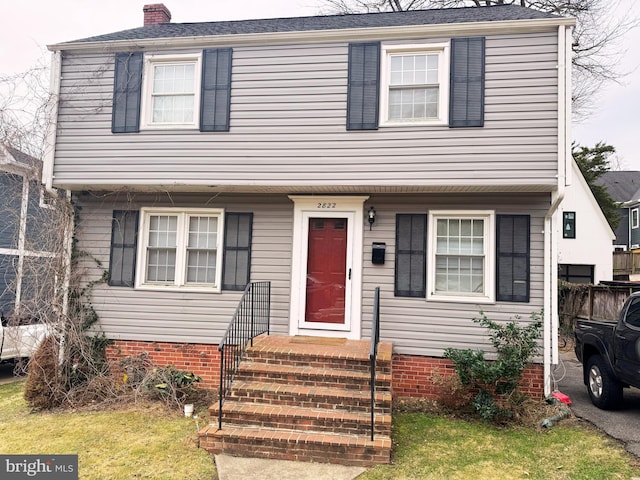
[347,42,380,130]
[112,52,143,133]
[222,213,253,291]
[200,48,233,132]
[496,214,530,302]
[395,214,427,297]
[109,210,139,287]
[449,37,485,128]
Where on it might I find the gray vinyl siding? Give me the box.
[74,193,293,343]
[631,211,640,248]
[75,192,547,357]
[0,173,22,249]
[361,193,548,357]
[615,208,629,247]
[53,30,559,190]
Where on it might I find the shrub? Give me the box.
[443,310,543,423]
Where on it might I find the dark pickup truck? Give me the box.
[575,291,640,409]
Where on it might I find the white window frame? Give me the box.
[632,208,639,229]
[380,42,450,127]
[140,53,202,130]
[135,207,224,292]
[427,210,495,304]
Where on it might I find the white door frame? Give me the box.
[288,195,368,340]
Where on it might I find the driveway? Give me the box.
[557,349,640,458]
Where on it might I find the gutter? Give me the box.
[42,51,61,192]
[543,24,572,396]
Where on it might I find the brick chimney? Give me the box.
[143,4,171,26]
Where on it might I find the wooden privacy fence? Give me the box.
[560,284,640,328]
[613,251,640,278]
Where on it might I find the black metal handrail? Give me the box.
[218,281,271,429]
[369,286,381,441]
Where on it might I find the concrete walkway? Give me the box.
[214,454,367,480]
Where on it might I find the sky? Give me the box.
[0,0,639,168]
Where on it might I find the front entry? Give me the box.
[289,196,367,339]
[305,218,348,324]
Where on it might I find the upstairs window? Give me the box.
[380,44,449,126]
[142,54,202,129]
[151,63,196,124]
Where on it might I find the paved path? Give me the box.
[556,350,640,458]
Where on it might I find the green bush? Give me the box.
[444,310,542,422]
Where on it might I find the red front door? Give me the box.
[305,218,348,324]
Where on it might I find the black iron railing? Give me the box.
[218,281,271,429]
[369,286,381,441]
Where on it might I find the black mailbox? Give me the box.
[372,242,386,265]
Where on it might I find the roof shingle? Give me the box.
[65,5,561,45]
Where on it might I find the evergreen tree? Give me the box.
[572,142,620,229]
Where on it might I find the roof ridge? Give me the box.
[58,5,565,46]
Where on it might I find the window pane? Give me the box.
[390,54,438,86]
[186,215,218,285]
[434,217,486,295]
[148,215,177,247]
[390,56,403,85]
[152,95,195,124]
[189,216,218,249]
[187,250,216,283]
[151,62,196,124]
[147,248,176,282]
[426,55,439,83]
[389,87,438,121]
[153,64,194,94]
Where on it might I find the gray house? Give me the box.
[597,171,640,251]
[45,3,574,464]
[0,145,49,319]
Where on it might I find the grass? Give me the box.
[360,413,640,480]
[1,380,639,480]
[0,381,216,480]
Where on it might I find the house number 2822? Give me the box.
[317,202,336,209]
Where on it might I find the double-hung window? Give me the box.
[380,43,449,126]
[428,211,494,303]
[136,208,224,292]
[142,54,202,129]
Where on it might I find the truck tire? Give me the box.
[586,355,623,410]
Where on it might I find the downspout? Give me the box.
[543,24,572,396]
[42,50,61,192]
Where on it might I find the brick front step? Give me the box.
[246,337,393,375]
[228,380,392,414]
[210,401,392,436]
[198,424,392,467]
[237,361,392,390]
[201,335,392,466]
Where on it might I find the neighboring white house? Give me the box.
[557,159,614,284]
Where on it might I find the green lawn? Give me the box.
[361,413,640,480]
[0,381,216,480]
[1,380,638,480]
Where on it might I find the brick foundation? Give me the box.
[392,354,545,399]
[106,340,221,389]
[105,340,545,398]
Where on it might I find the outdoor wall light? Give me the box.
[368,206,376,230]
